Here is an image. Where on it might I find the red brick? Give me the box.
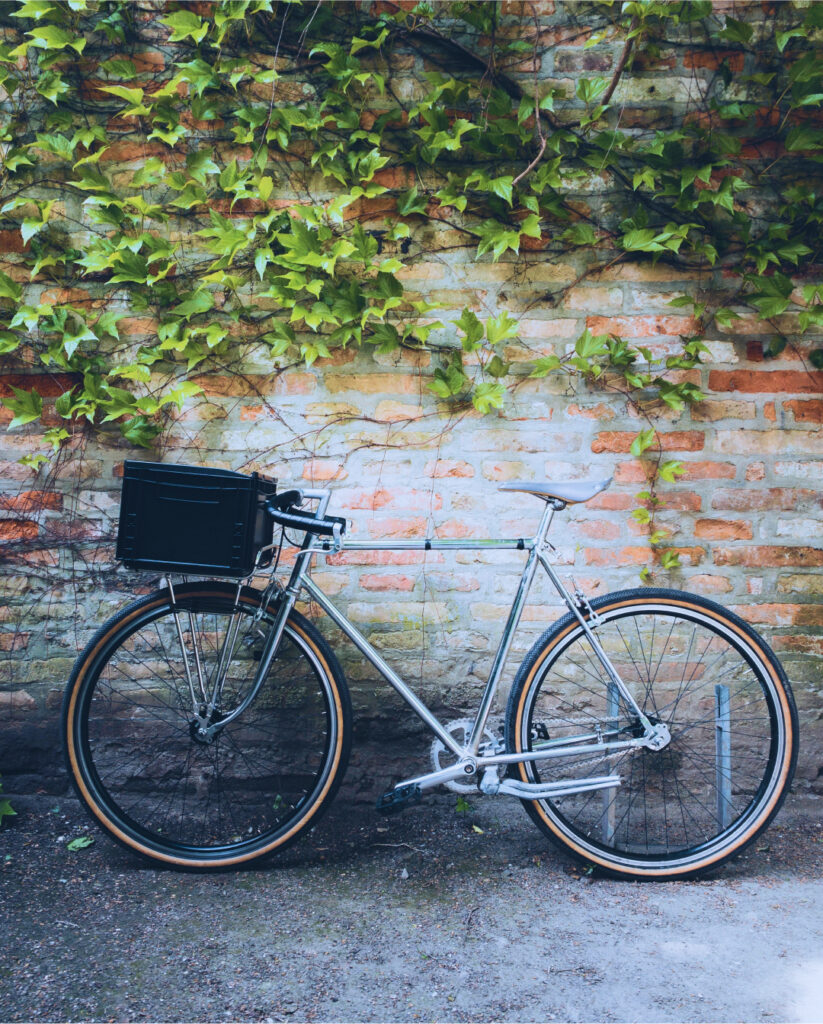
[656,492,702,512]
[0,490,62,512]
[0,373,78,398]
[325,373,420,396]
[0,230,27,254]
[0,632,30,651]
[731,604,823,627]
[591,431,704,454]
[680,461,736,480]
[424,460,475,478]
[99,139,168,163]
[714,546,823,568]
[584,546,650,566]
[694,519,752,541]
[365,517,427,539]
[688,573,733,593]
[711,488,821,512]
[709,370,823,394]
[575,519,621,540]
[587,493,635,511]
[784,399,823,423]
[684,50,745,72]
[746,462,766,482]
[360,574,415,592]
[327,550,443,567]
[586,315,698,337]
[0,520,38,542]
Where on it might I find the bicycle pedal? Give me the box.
[375,783,422,815]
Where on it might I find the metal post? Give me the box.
[715,684,732,829]
[602,681,619,842]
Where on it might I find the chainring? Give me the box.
[430,718,501,795]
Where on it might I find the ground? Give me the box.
[2,790,823,1023]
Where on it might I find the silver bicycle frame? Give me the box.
[202,489,658,792]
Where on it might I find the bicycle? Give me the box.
[62,463,798,879]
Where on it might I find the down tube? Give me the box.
[300,575,465,758]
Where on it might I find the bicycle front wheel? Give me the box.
[63,581,351,870]
[505,588,797,880]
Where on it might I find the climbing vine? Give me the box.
[1,0,822,570]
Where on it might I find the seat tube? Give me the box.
[467,503,556,753]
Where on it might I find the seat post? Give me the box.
[536,497,564,546]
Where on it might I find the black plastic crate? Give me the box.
[116,460,277,577]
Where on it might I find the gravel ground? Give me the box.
[2,789,823,1023]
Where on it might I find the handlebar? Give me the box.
[263,493,346,540]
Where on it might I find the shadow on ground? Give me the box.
[2,789,823,1023]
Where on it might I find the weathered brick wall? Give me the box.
[1,0,821,803]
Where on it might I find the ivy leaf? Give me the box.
[4,386,43,430]
[396,188,428,216]
[486,354,509,378]
[367,322,400,353]
[160,10,209,44]
[529,355,561,378]
[454,308,483,350]
[120,416,160,447]
[486,311,519,346]
[66,835,94,851]
[472,381,505,414]
[659,461,685,483]
[99,57,138,79]
[0,331,19,353]
[630,428,656,458]
[576,77,608,105]
[0,271,22,302]
[173,290,214,320]
[809,349,823,370]
[575,329,609,359]
[26,25,86,54]
[35,70,69,105]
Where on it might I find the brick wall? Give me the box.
[1,1,821,802]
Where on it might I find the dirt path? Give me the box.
[3,791,823,1023]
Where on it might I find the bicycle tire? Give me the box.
[62,581,352,870]
[504,588,797,880]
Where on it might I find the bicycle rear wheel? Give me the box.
[505,588,797,880]
[63,581,351,870]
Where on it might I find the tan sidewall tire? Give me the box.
[506,589,797,880]
[62,583,351,870]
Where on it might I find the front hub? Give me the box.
[189,710,225,745]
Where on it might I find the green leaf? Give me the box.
[486,354,509,378]
[472,381,505,413]
[0,271,22,302]
[35,70,69,105]
[630,428,656,458]
[485,311,519,346]
[26,25,86,53]
[454,308,483,350]
[160,9,209,44]
[0,797,16,822]
[173,290,214,320]
[809,349,823,370]
[4,386,43,430]
[529,355,561,378]
[576,77,608,105]
[0,331,19,354]
[66,836,94,851]
[659,461,685,483]
[99,57,138,79]
[120,415,160,447]
[396,188,428,217]
[575,329,609,359]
